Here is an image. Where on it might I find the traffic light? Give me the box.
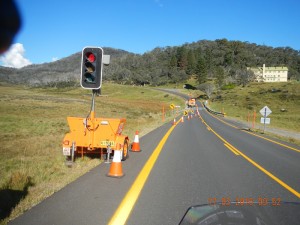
[80,47,103,89]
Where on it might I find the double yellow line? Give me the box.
[224,143,239,155]
[199,113,300,199]
[205,108,300,153]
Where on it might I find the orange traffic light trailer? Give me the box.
[62,91,129,162]
[187,98,196,108]
[62,47,129,162]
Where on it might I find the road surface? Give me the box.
[9,97,300,225]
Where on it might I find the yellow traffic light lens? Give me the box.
[85,62,95,73]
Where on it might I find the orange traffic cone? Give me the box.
[107,144,124,178]
[130,131,141,152]
[181,116,184,123]
[172,118,176,125]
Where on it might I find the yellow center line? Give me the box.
[231,144,300,198]
[202,103,300,153]
[241,130,300,153]
[108,122,177,225]
[224,143,240,155]
[199,113,300,199]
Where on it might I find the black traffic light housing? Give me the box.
[80,47,103,89]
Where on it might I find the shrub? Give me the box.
[221,83,236,90]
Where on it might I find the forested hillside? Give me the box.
[1,39,299,87]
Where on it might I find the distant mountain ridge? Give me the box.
[1,39,299,87]
[0,47,131,86]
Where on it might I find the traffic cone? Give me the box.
[172,118,176,125]
[107,144,124,178]
[130,131,141,152]
[181,116,184,123]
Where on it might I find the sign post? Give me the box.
[259,106,272,133]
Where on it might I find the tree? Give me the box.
[186,50,196,75]
[204,47,215,77]
[236,69,255,87]
[169,55,177,69]
[197,83,215,99]
[195,57,207,84]
[176,46,188,70]
[215,66,225,88]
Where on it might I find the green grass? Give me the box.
[0,82,184,224]
[208,82,300,132]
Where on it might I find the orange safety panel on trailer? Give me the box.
[188,98,195,106]
[63,117,126,149]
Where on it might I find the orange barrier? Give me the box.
[107,144,125,178]
[130,131,141,152]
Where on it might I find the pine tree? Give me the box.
[169,55,177,69]
[187,50,196,75]
[176,46,188,70]
[196,57,207,84]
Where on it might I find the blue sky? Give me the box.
[1,0,300,67]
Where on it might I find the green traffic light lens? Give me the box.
[84,73,96,83]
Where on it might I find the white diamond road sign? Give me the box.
[260,106,272,117]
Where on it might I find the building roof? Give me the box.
[264,67,288,71]
[247,66,288,71]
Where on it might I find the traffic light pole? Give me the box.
[87,89,99,150]
[90,89,99,121]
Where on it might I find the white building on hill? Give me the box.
[248,64,288,82]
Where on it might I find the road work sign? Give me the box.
[260,106,272,117]
[260,106,272,133]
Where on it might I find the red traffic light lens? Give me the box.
[86,52,96,63]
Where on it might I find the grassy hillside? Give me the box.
[0,83,184,224]
[208,82,300,132]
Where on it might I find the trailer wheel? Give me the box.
[122,139,129,161]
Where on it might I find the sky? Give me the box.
[1,0,300,68]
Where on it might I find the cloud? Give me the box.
[52,57,59,62]
[0,43,32,68]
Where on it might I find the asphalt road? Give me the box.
[9,97,300,225]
